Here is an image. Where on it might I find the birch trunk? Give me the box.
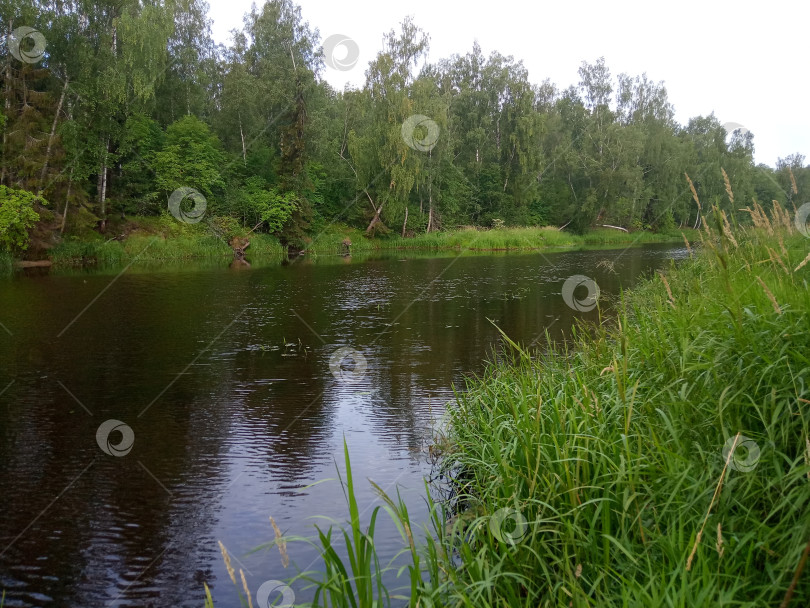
[401,206,408,237]
[38,76,69,194]
[98,138,109,232]
[60,166,74,234]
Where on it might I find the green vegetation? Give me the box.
[49,233,286,266]
[304,225,695,255]
[2,1,806,256]
[431,227,810,605]
[0,186,46,251]
[221,210,810,606]
[40,219,692,268]
[48,214,286,266]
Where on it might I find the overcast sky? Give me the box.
[207,0,808,168]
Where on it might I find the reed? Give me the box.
[429,223,810,605]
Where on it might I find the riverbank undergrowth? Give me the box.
[34,221,694,268]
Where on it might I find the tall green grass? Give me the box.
[214,440,444,608]
[212,212,810,606]
[428,220,810,605]
[42,217,689,268]
[50,233,284,266]
[304,225,693,255]
[47,213,285,266]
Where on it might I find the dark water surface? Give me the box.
[0,244,688,607]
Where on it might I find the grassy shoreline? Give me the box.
[425,222,810,605]
[219,215,810,606]
[29,221,695,270]
[302,226,692,256]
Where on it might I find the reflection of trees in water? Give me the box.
[230,346,332,481]
[0,353,231,606]
[0,271,278,607]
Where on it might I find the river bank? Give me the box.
[424,223,810,605]
[230,217,810,606]
[4,215,695,274]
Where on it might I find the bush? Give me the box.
[0,186,46,251]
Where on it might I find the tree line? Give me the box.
[1,0,807,251]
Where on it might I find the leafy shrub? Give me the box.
[0,186,46,251]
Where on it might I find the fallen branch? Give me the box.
[243,220,264,238]
[598,224,629,233]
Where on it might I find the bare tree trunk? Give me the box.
[60,166,74,234]
[401,206,408,237]
[504,144,516,191]
[427,164,434,232]
[426,155,435,232]
[98,138,109,232]
[96,165,103,208]
[365,201,384,234]
[38,76,69,195]
[239,114,247,165]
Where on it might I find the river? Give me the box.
[0,243,688,607]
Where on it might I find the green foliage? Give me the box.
[118,113,166,214]
[242,177,299,233]
[206,215,243,241]
[431,228,810,605]
[0,186,45,251]
[302,224,688,255]
[152,115,226,201]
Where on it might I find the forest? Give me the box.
[1,0,808,254]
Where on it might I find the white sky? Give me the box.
[208,0,809,168]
